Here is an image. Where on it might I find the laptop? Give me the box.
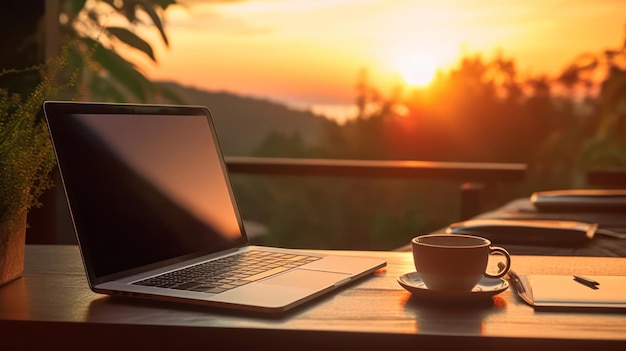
[43,101,386,313]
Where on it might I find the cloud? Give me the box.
[168,0,380,34]
[166,0,281,35]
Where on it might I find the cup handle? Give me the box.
[484,246,511,279]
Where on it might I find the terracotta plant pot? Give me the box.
[0,214,27,287]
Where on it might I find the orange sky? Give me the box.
[138,0,626,121]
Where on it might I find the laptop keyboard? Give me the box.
[133,250,321,294]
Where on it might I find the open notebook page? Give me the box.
[517,275,626,311]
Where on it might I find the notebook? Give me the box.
[43,101,386,313]
[531,189,626,212]
[509,272,626,312]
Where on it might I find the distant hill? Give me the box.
[157,81,334,156]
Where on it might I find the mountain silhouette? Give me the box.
[157,81,334,156]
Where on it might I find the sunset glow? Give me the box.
[394,53,440,87]
[139,0,626,120]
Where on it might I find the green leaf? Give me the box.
[106,27,157,62]
[90,74,127,102]
[87,38,153,102]
[136,1,169,46]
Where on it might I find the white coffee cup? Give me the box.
[411,234,511,292]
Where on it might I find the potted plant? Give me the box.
[0,48,74,286]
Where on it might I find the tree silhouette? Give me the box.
[581,29,626,169]
[56,0,181,102]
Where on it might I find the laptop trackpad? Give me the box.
[258,269,351,289]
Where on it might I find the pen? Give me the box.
[498,262,524,293]
[573,274,600,289]
[507,269,525,293]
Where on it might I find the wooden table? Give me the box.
[1,246,625,350]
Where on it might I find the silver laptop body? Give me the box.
[43,101,386,313]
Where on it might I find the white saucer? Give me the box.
[397,272,509,302]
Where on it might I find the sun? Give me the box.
[395,54,440,87]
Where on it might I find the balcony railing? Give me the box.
[224,157,526,181]
[224,156,527,220]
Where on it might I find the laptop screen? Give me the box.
[44,102,247,280]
